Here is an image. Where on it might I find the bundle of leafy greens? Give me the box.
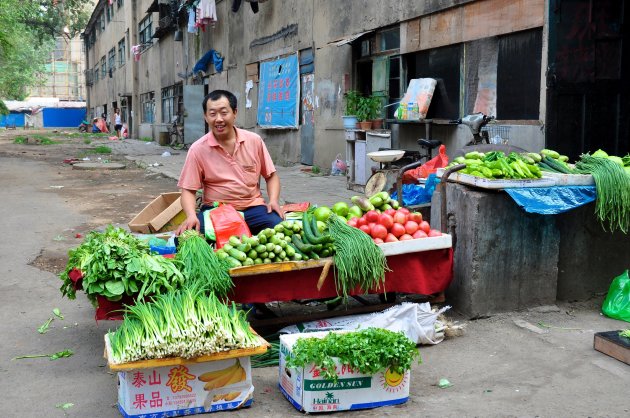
[59,225,185,306]
[286,328,420,381]
[108,281,260,363]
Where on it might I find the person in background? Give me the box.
[114,108,123,138]
[101,112,110,132]
[91,118,100,133]
[175,89,283,237]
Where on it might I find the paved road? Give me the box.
[1,148,629,417]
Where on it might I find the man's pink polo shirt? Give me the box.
[177,127,276,210]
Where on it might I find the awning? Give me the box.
[327,30,374,47]
[146,0,159,13]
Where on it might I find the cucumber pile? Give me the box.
[216,218,335,268]
[533,149,577,174]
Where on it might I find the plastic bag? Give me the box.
[391,174,440,206]
[205,204,251,248]
[602,270,630,323]
[403,145,449,184]
[331,153,347,176]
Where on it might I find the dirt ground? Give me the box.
[0,129,180,276]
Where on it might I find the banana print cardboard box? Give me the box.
[279,333,410,413]
[116,357,254,417]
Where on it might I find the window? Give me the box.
[379,28,400,52]
[139,15,153,45]
[100,13,105,31]
[118,38,126,66]
[93,65,99,82]
[161,85,183,123]
[117,0,124,8]
[106,4,113,23]
[100,56,106,78]
[140,92,155,123]
[108,48,116,71]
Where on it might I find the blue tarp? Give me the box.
[505,186,597,215]
[0,113,25,128]
[42,107,86,128]
[391,174,440,206]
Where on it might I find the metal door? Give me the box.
[300,73,315,165]
[546,0,629,160]
[183,85,206,145]
[372,56,389,118]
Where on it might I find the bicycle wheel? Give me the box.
[169,129,185,150]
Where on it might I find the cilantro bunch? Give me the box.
[59,225,184,306]
[286,328,421,381]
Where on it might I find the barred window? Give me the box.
[117,0,124,8]
[108,48,116,71]
[161,85,183,123]
[118,38,126,66]
[94,65,99,82]
[100,56,106,78]
[140,92,155,123]
[139,15,153,45]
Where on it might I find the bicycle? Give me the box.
[167,116,186,150]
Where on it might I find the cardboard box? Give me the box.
[279,332,410,413]
[128,192,186,234]
[117,357,254,417]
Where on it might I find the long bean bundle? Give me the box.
[108,282,259,364]
[575,154,630,233]
[176,230,233,298]
[327,214,389,298]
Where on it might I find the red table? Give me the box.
[228,248,453,304]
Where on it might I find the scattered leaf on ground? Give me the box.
[438,378,452,388]
[38,317,54,334]
[55,403,74,410]
[13,349,74,361]
[53,308,64,320]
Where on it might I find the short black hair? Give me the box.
[203,90,237,113]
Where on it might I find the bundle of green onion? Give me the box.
[575,154,630,233]
[175,230,233,299]
[327,214,389,298]
[108,283,259,364]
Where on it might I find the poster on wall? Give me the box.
[257,53,300,129]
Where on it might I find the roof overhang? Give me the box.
[327,30,374,47]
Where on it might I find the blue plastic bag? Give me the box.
[391,174,440,206]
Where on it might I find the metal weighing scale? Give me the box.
[364,150,407,197]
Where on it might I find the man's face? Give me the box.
[204,96,237,139]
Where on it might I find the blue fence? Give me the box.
[0,113,25,128]
[42,108,86,128]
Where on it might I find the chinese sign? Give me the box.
[257,53,300,129]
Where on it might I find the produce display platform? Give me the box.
[104,333,270,371]
[436,168,556,189]
[227,235,454,304]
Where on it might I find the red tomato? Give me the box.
[368,222,377,233]
[365,210,379,223]
[404,220,419,235]
[399,233,413,241]
[357,217,367,227]
[347,219,358,228]
[393,212,407,224]
[412,230,428,239]
[390,223,406,238]
[409,212,423,223]
[385,233,398,243]
[398,207,410,215]
[359,225,371,234]
[419,221,431,234]
[373,238,384,244]
[428,229,442,237]
[384,208,397,217]
[378,213,394,230]
[370,224,388,240]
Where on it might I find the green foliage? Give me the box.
[140,137,153,142]
[93,146,112,154]
[13,136,27,144]
[286,328,421,381]
[84,139,92,144]
[356,95,382,122]
[343,90,361,116]
[0,100,8,116]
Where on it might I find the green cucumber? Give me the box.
[227,248,247,262]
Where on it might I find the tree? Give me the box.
[0,0,89,105]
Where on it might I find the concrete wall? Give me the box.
[431,182,559,317]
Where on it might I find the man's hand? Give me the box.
[267,200,284,219]
[175,216,200,236]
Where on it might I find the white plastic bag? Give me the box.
[279,302,450,345]
[331,153,347,176]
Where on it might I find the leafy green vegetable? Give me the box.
[327,214,389,299]
[59,225,185,306]
[286,328,420,381]
[52,308,64,319]
[13,349,74,361]
[37,317,54,334]
[620,329,630,338]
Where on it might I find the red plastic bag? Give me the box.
[209,204,251,249]
[403,145,449,184]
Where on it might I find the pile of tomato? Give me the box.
[346,207,443,244]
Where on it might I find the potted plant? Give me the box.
[356,95,373,130]
[342,90,361,129]
[366,95,384,129]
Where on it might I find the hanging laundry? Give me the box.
[196,0,217,31]
[187,8,198,33]
[193,49,224,75]
[232,0,259,13]
[131,45,142,62]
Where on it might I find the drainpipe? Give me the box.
[131,0,139,138]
